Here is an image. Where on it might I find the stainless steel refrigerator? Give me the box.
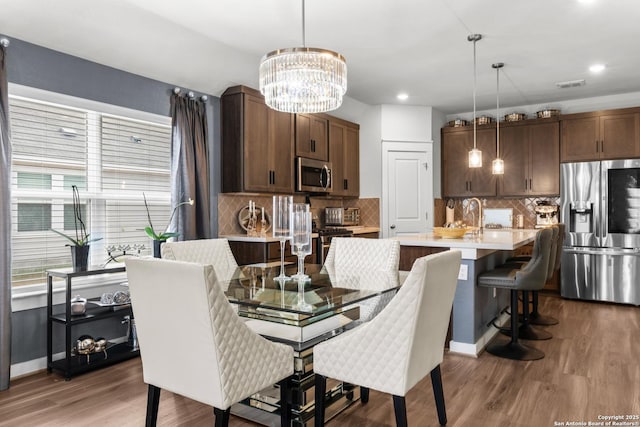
[560,159,640,306]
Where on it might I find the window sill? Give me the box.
[11,272,129,312]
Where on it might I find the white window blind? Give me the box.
[9,95,172,287]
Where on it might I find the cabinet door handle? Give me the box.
[529,178,532,190]
[600,140,604,153]
[272,171,275,185]
[344,179,348,190]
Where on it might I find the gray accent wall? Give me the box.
[3,35,221,366]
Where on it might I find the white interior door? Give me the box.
[382,142,433,238]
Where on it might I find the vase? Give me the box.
[71,245,90,271]
[153,240,165,258]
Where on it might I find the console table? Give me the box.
[46,265,139,380]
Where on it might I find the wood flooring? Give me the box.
[1,294,638,427]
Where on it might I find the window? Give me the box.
[10,94,172,287]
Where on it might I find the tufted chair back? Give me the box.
[314,250,461,396]
[323,237,400,291]
[161,238,238,284]
[125,257,293,415]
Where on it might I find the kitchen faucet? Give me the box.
[464,197,483,235]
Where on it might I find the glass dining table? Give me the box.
[221,262,399,427]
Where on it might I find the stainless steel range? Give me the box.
[314,227,353,265]
[560,159,640,305]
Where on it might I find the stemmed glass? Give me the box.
[290,203,312,280]
[272,195,293,281]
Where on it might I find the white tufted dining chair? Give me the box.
[125,257,293,427]
[313,250,462,427]
[161,238,239,288]
[322,237,401,322]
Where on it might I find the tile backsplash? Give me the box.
[434,197,560,229]
[218,194,380,235]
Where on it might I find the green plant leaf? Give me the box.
[144,226,159,240]
[50,228,81,246]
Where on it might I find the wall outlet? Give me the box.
[458,264,468,281]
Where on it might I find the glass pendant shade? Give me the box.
[469,148,482,168]
[492,62,505,175]
[492,158,504,174]
[259,47,347,113]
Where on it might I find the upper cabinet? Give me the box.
[442,125,497,198]
[499,119,559,197]
[220,85,360,196]
[221,86,294,193]
[295,113,329,161]
[329,117,360,197]
[561,108,640,162]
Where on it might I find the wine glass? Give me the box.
[272,195,293,281]
[290,203,312,280]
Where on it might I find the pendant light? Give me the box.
[259,0,347,113]
[468,34,482,168]
[492,62,505,175]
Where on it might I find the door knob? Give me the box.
[390,225,396,229]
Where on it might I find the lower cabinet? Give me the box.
[229,239,318,266]
[356,232,379,239]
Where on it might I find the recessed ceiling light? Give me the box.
[397,93,409,101]
[589,64,606,73]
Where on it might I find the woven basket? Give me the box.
[433,227,469,239]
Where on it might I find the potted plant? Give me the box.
[143,193,194,257]
[50,185,102,271]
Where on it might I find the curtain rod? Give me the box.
[173,87,207,102]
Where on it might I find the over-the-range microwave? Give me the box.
[296,157,332,193]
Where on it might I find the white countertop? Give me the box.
[392,229,538,260]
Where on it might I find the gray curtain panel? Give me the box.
[0,42,13,390]
[169,93,211,240]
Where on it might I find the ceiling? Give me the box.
[1,0,639,114]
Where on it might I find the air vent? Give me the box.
[555,79,586,89]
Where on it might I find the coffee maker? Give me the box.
[534,201,559,228]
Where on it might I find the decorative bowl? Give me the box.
[474,116,494,125]
[504,113,526,122]
[447,119,468,127]
[536,109,560,118]
[433,227,470,239]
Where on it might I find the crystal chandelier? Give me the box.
[468,34,482,168]
[492,62,505,175]
[259,0,347,113]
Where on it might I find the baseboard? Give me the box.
[10,355,51,379]
[449,311,510,357]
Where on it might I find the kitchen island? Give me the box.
[392,229,538,356]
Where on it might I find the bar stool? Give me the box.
[504,224,563,326]
[530,223,564,325]
[478,228,553,361]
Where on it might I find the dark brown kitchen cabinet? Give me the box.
[499,119,559,196]
[296,113,329,161]
[228,239,316,266]
[442,125,497,198]
[561,108,640,162]
[329,118,360,197]
[221,85,294,193]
